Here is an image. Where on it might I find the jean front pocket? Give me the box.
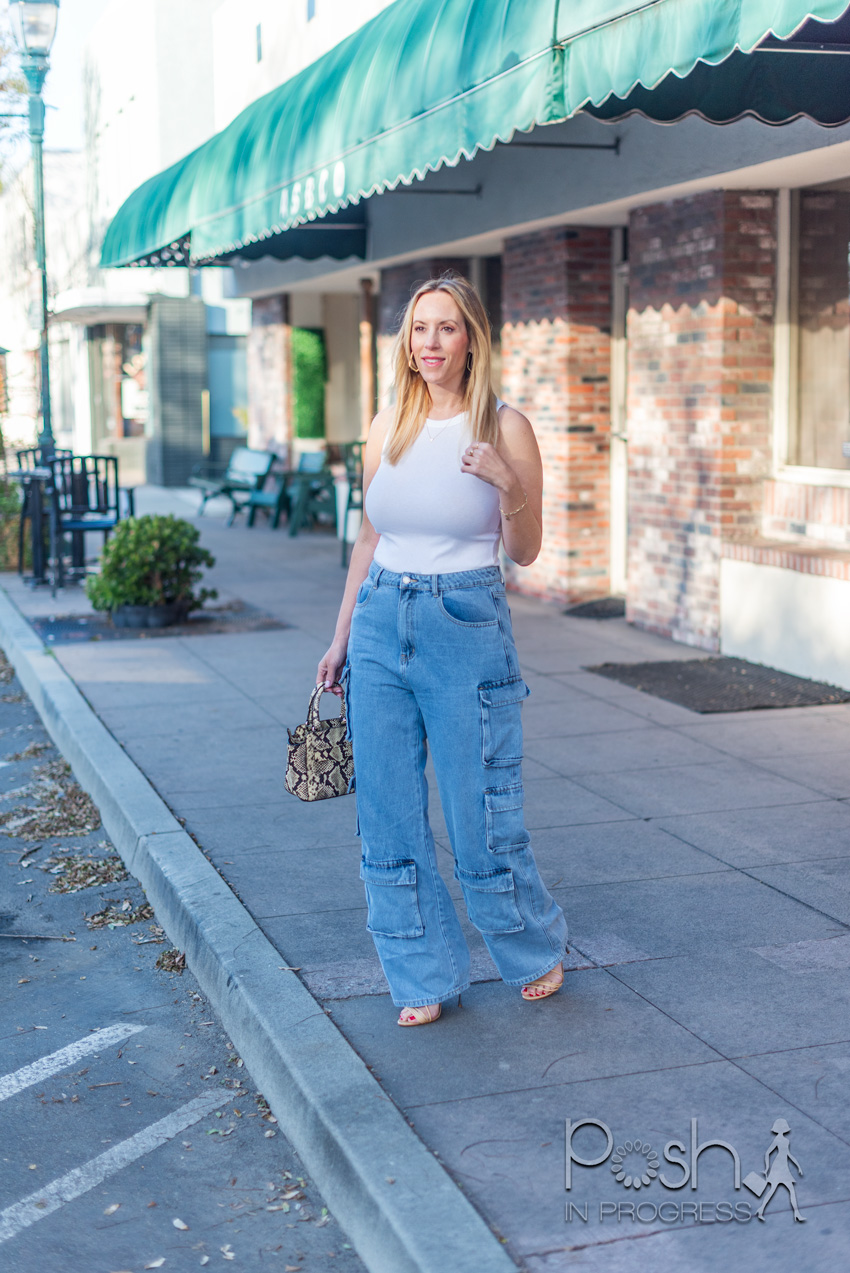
[360,858,424,938]
[455,864,524,934]
[479,676,530,767]
[485,783,531,852]
[438,586,499,627]
[354,576,376,608]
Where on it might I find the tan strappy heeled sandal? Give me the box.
[521,964,564,1001]
[398,1003,442,1027]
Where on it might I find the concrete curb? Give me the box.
[0,587,517,1273]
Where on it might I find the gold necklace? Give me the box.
[424,413,462,443]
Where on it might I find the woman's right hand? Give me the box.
[317,638,348,697]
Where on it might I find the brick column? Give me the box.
[376,258,470,407]
[247,295,291,455]
[627,191,776,649]
[500,227,612,602]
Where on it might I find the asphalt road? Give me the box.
[0,649,365,1273]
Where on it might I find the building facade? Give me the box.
[192,2,850,686]
[10,0,850,691]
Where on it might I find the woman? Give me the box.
[318,273,567,1026]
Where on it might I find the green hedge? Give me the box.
[291,326,327,439]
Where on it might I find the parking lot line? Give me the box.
[0,1024,146,1103]
[0,1090,231,1244]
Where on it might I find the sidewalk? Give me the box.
[4,486,850,1272]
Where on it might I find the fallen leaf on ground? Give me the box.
[0,761,100,838]
[172,1218,189,1230]
[43,851,127,893]
[4,740,50,761]
[85,901,154,930]
[103,1203,121,1216]
[200,1259,209,1267]
[144,1260,166,1269]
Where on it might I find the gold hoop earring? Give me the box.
[409,355,419,373]
[466,351,473,372]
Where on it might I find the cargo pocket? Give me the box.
[455,864,524,934]
[479,676,530,768]
[485,784,531,853]
[359,858,424,938]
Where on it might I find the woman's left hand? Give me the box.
[460,441,515,495]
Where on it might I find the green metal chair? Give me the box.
[286,450,336,537]
[339,441,364,566]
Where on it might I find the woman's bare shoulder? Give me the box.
[497,403,535,441]
[371,405,395,433]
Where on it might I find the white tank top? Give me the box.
[366,401,505,574]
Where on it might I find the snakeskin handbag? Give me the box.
[285,683,354,802]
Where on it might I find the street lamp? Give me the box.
[10,0,60,454]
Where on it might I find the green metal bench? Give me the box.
[189,447,275,525]
[245,463,291,529]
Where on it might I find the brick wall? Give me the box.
[626,191,776,649]
[500,227,612,602]
[247,295,291,455]
[376,258,470,407]
[763,478,850,548]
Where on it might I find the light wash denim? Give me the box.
[346,561,568,1007]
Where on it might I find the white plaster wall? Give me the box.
[84,9,160,233]
[85,0,220,221]
[720,559,850,690]
[0,149,87,446]
[212,0,395,131]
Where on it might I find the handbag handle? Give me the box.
[308,682,347,728]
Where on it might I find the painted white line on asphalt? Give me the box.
[0,1089,231,1244]
[0,1024,146,1103]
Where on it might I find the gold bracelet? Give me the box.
[500,492,528,520]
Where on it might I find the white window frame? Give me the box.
[774,185,850,489]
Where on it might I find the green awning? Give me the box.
[101,0,850,269]
[588,11,850,124]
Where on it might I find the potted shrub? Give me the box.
[86,514,216,628]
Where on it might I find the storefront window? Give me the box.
[87,323,147,443]
[791,184,850,469]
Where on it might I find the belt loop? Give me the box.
[374,567,383,587]
[431,573,439,596]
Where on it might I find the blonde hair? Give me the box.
[385,273,498,465]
